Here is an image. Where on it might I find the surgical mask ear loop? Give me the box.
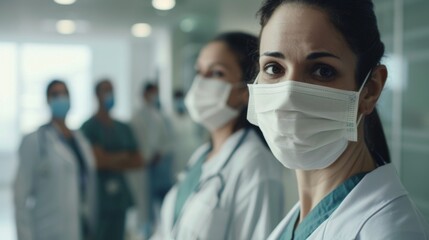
[356,70,373,125]
[251,74,260,85]
[358,70,372,93]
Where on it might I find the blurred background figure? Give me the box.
[153,31,285,240]
[81,79,143,240]
[13,80,97,240]
[129,82,174,239]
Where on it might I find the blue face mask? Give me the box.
[104,93,115,111]
[175,99,186,115]
[49,96,70,119]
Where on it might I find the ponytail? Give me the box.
[364,108,391,165]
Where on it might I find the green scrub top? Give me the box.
[173,148,210,224]
[173,128,250,226]
[280,172,368,240]
[81,116,138,212]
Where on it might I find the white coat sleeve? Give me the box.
[232,179,285,240]
[13,134,37,240]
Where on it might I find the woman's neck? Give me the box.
[295,126,376,223]
[51,118,72,138]
[207,120,237,161]
[96,108,112,124]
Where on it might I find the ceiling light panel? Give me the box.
[152,0,176,11]
[54,0,76,5]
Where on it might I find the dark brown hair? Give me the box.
[258,0,390,164]
[211,32,267,146]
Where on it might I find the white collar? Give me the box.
[200,128,247,180]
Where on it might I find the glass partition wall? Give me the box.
[375,0,429,220]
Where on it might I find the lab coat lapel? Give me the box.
[73,130,94,168]
[313,164,407,239]
[267,203,300,240]
[45,126,76,165]
[200,129,245,180]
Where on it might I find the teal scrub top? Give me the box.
[280,172,368,240]
[173,129,250,226]
[81,116,139,212]
[173,148,210,224]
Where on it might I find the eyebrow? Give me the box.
[261,51,285,59]
[306,52,340,60]
[261,51,340,60]
[195,62,231,72]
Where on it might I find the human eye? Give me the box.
[210,70,225,78]
[312,63,337,81]
[263,62,284,77]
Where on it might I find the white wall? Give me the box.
[217,0,261,34]
[90,38,132,120]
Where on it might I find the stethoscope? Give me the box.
[37,124,51,158]
[172,128,250,237]
[193,128,249,201]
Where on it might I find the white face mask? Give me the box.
[185,75,239,132]
[247,72,370,170]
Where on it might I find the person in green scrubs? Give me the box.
[81,79,143,240]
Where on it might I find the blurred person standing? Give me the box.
[14,80,97,240]
[81,79,143,240]
[153,32,285,240]
[129,82,174,238]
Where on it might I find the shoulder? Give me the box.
[20,130,39,147]
[131,109,144,121]
[81,117,96,130]
[230,129,284,185]
[324,164,429,239]
[113,119,132,129]
[18,126,52,157]
[20,125,52,145]
[358,195,429,239]
[187,143,211,166]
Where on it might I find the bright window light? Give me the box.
[152,0,176,10]
[131,23,152,38]
[56,20,76,35]
[20,44,92,132]
[54,0,76,5]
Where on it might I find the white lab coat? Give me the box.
[153,128,285,240]
[268,163,429,240]
[14,125,97,240]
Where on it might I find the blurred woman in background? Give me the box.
[14,80,96,240]
[153,32,285,240]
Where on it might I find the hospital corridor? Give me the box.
[1,0,429,239]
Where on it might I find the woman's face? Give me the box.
[97,81,113,100]
[196,41,246,108]
[259,3,358,91]
[48,83,69,101]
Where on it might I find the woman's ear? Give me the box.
[359,65,388,115]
